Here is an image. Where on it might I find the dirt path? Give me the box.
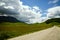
[8,26,60,40]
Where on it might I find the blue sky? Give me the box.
[21,0,60,10]
[20,0,60,17]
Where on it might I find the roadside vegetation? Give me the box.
[0,18,60,40]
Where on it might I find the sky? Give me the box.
[0,0,60,24]
[21,0,60,10]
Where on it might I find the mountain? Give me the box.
[45,18,60,24]
[0,17,60,40]
[0,16,20,22]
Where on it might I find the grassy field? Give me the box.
[0,22,60,40]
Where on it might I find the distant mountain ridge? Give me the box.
[0,16,60,24]
[0,16,20,22]
[45,18,60,24]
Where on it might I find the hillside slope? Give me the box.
[45,18,60,24]
[0,16,20,22]
[0,17,60,40]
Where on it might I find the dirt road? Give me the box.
[8,26,60,40]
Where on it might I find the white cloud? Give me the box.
[0,2,5,6]
[47,6,60,18]
[16,5,42,24]
[48,0,59,4]
[53,0,59,3]
[0,0,44,24]
[4,6,14,9]
[33,6,40,10]
[0,13,8,16]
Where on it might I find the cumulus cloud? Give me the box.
[33,6,40,10]
[48,0,59,4]
[0,2,5,6]
[0,0,20,15]
[4,6,14,9]
[0,0,44,24]
[47,6,60,18]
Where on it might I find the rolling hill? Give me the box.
[0,16,60,40]
[0,16,20,22]
[45,18,60,24]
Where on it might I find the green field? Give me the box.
[0,22,60,40]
